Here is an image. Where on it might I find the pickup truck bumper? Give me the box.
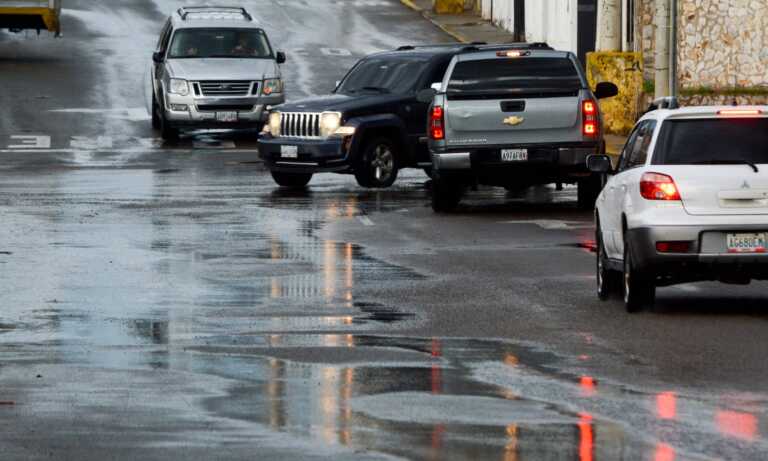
[431,144,599,185]
[258,136,351,174]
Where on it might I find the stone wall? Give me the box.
[636,0,768,102]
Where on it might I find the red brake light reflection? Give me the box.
[640,172,681,201]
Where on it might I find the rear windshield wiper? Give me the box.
[691,159,759,173]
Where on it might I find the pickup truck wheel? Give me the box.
[597,229,619,300]
[577,175,601,210]
[431,178,463,212]
[623,237,655,312]
[151,94,161,130]
[270,171,313,188]
[355,138,398,188]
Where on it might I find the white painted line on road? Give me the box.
[500,220,593,230]
[49,108,150,122]
[0,148,262,154]
[358,215,375,226]
[674,285,702,293]
[320,47,352,57]
[8,135,51,149]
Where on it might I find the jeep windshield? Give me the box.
[168,28,273,59]
[446,57,582,99]
[652,118,768,165]
[336,56,429,95]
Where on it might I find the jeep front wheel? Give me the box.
[270,171,313,188]
[354,138,398,188]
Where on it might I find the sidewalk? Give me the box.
[399,0,628,156]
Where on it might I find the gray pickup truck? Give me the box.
[423,47,618,211]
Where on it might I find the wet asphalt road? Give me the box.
[2,1,768,460]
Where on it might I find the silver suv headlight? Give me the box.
[169,78,189,96]
[268,112,281,136]
[262,79,283,96]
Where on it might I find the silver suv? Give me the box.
[424,47,618,211]
[150,6,286,139]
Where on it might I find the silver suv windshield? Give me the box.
[336,56,429,95]
[447,57,582,98]
[168,28,273,59]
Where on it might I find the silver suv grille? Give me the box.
[280,112,321,138]
[197,81,254,96]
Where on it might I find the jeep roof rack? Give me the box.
[177,6,253,21]
[395,42,487,51]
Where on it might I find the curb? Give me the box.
[399,0,470,44]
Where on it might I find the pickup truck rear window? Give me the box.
[653,118,768,165]
[447,57,582,98]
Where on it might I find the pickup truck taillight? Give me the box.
[430,106,445,140]
[640,172,681,201]
[582,99,598,137]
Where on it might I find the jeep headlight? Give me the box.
[268,112,281,136]
[262,79,283,95]
[319,112,342,138]
[169,78,189,96]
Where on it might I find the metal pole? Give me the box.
[669,0,678,98]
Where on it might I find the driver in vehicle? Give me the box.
[231,33,256,56]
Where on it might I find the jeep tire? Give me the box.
[270,171,313,188]
[354,137,398,188]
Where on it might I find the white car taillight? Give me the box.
[640,172,681,201]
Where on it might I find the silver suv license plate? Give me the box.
[501,149,528,162]
[727,233,766,253]
[216,111,238,122]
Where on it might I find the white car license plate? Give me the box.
[280,145,298,159]
[216,111,238,122]
[501,149,528,162]
[727,233,767,253]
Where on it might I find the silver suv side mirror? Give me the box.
[276,51,286,64]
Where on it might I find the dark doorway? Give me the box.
[513,0,525,42]
[577,0,597,66]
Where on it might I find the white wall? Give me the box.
[479,0,578,54]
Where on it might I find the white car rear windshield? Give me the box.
[653,118,768,165]
[169,28,273,59]
[446,57,582,98]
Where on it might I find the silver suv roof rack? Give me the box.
[177,6,253,21]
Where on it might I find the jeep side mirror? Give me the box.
[276,51,286,64]
[587,154,613,174]
[416,88,437,103]
[152,51,164,63]
[594,81,619,99]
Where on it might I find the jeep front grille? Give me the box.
[197,81,254,96]
[280,112,322,138]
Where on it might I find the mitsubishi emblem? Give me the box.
[741,180,751,189]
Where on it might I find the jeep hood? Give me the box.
[166,58,279,81]
[276,93,410,114]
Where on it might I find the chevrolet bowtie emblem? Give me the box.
[503,116,525,126]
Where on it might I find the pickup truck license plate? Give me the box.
[727,233,767,253]
[280,145,298,159]
[501,149,528,162]
[216,111,238,122]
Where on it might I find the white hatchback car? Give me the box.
[588,105,768,311]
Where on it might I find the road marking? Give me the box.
[70,136,114,150]
[49,108,150,122]
[9,135,51,149]
[0,148,262,155]
[320,47,352,57]
[500,220,593,230]
[358,215,375,226]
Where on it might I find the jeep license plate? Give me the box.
[280,145,298,159]
[727,233,767,253]
[501,149,528,162]
[216,111,238,122]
